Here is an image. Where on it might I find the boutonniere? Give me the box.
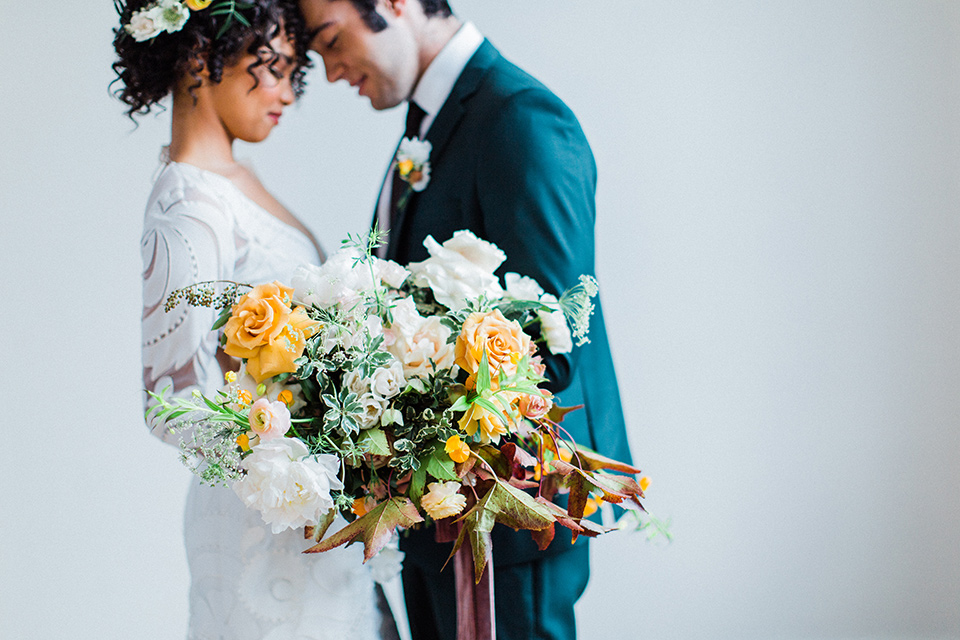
[395,137,432,211]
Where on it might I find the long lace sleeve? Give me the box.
[141,178,238,446]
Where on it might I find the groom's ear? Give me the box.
[381,0,408,19]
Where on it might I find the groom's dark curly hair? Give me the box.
[347,0,453,32]
[112,0,312,119]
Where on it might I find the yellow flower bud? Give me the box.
[237,389,253,406]
[639,476,651,493]
[444,435,471,464]
[184,0,213,10]
[236,433,250,451]
[224,370,237,383]
[277,389,294,407]
[397,159,414,177]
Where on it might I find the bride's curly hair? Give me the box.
[112,0,312,119]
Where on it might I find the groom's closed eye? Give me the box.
[307,22,337,53]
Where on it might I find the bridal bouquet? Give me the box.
[149,229,649,580]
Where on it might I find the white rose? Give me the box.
[370,360,405,401]
[391,316,455,380]
[343,370,370,397]
[538,294,573,355]
[504,273,545,301]
[443,230,506,272]
[375,258,410,288]
[407,232,506,311]
[124,7,165,41]
[233,438,343,534]
[358,393,387,428]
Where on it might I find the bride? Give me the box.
[113,1,396,638]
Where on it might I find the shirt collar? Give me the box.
[411,22,484,136]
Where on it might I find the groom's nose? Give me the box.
[322,57,344,84]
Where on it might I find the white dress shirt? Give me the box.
[376,22,485,253]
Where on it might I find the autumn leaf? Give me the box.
[546,403,583,424]
[303,497,423,561]
[568,446,642,474]
[500,442,538,480]
[448,479,555,582]
[304,508,337,543]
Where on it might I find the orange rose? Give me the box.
[223,282,319,382]
[455,310,530,386]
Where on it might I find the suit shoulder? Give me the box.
[474,54,577,123]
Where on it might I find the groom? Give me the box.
[298,1,633,638]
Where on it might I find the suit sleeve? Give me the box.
[475,87,597,392]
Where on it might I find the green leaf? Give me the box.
[304,497,423,561]
[424,444,458,481]
[473,396,509,427]
[210,306,233,331]
[410,465,427,509]
[476,346,492,392]
[358,428,391,456]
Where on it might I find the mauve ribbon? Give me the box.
[435,518,496,640]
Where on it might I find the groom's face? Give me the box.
[300,0,421,110]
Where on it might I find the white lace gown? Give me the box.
[141,160,381,640]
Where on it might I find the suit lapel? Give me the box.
[386,40,501,261]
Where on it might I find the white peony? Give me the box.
[233,438,343,534]
[291,248,373,309]
[504,272,545,301]
[537,294,573,355]
[407,231,506,311]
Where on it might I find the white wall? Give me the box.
[1,1,958,638]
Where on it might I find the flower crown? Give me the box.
[122,0,253,43]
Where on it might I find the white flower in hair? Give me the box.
[158,0,190,33]
[125,6,166,41]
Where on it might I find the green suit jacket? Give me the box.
[389,40,632,567]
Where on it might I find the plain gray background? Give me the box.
[1,1,958,638]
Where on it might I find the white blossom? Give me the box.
[233,438,343,534]
[538,294,573,355]
[407,231,506,311]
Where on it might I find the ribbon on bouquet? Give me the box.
[435,518,496,640]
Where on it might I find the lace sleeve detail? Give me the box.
[141,179,238,446]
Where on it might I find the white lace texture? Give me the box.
[141,160,383,639]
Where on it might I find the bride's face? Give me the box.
[207,33,298,143]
